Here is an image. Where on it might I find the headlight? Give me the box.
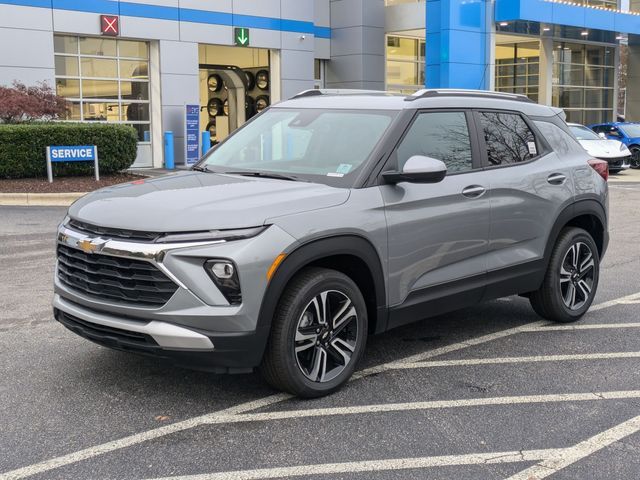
[156,226,267,244]
[620,143,630,152]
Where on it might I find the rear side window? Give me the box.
[396,111,473,174]
[478,111,537,166]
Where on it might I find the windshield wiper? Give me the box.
[191,165,212,173]
[222,171,303,182]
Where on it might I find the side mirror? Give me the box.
[383,155,447,184]
[598,132,606,139]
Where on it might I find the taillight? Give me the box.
[588,159,608,182]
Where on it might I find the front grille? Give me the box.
[57,245,179,307]
[68,218,160,242]
[55,309,161,355]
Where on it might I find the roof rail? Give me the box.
[405,89,534,104]
[291,88,388,99]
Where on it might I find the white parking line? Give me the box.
[1,292,638,480]
[203,390,640,426]
[147,449,561,480]
[522,322,640,331]
[589,292,640,311]
[391,351,640,370]
[507,414,640,480]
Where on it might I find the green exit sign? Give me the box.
[234,27,250,47]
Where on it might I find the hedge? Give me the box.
[0,123,138,178]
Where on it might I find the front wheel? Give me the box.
[530,227,600,323]
[630,146,640,169]
[260,267,368,398]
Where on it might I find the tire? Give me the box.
[530,227,600,323]
[260,267,368,398]
[630,146,640,169]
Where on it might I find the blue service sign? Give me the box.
[185,104,200,165]
[49,145,97,162]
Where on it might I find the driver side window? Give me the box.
[396,111,473,174]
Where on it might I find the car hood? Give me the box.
[578,139,628,158]
[68,171,350,232]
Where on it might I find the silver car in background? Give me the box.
[54,89,609,397]
[569,123,631,173]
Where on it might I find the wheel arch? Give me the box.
[544,200,607,267]
[255,235,388,360]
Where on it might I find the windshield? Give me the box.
[199,108,398,186]
[620,124,640,138]
[570,125,600,141]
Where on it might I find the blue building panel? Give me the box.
[496,0,640,35]
[425,0,490,89]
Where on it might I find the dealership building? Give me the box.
[1,0,640,167]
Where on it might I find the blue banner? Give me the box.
[185,104,200,165]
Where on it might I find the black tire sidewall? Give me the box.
[547,229,600,321]
[275,270,368,397]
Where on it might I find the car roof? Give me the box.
[276,89,562,117]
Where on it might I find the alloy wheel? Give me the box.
[294,290,358,383]
[559,242,595,311]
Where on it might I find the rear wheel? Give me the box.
[630,146,640,169]
[530,227,599,323]
[260,267,368,398]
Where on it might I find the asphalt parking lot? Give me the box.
[1,179,640,480]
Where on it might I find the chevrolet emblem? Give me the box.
[77,239,104,254]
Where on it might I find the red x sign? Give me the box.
[100,15,119,36]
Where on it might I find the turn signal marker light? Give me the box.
[267,254,286,282]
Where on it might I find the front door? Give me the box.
[380,110,492,320]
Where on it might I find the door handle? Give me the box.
[547,173,567,185]
[461,185,486,198]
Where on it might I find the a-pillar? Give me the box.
[425,0,493,90]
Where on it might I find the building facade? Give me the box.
[1,0,639,167]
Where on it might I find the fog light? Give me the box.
[210,261,234,279]
[204,259,241,305]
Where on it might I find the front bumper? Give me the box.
[53,222,297,370]
[598,155,631,171]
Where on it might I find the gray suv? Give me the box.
[54,89,609,397]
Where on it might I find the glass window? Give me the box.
[120,60,148,79]
[386,35,425,93]
[201,108,397,186]
[54,35,151,143]
[55,79,80,98]
[569,125,600,141]
[397,112,473,173]
[118,40,148,59]
[478,112,537,166]
[620,125,640,138]
[55,56,79,77]
[81,79,119,99]
[79,37,117,56]
[80,58,118,78]
[54,35,78,54]
[494,41,540,102]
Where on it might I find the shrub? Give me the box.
[0,82,67,123]
[0,123,138,179]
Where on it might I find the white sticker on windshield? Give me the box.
[327,172,344,177]
[336,164,352,174]
[528,142,537,155]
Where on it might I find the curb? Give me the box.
[0,192,86,207]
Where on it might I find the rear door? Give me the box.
[474,110,574,297]
[380,110,493,313]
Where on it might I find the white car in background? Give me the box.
[568,123,631,173]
